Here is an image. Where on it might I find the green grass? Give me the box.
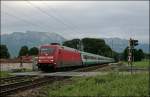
[46,72,149,96]
[124,60,149,68]
[0,71,12,78]
[132,60,149,68]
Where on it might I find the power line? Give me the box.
[43,3,82,33]
[26,1,81,34]
[26,1,70,30]
[3,1,85,39]
[43,3,84,34]
[3,5,53,31]
[3,12,45,30]
[41,2,86,48]
[25,1,71,35]
[44,4,86,48]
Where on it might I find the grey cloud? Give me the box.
[1,1,149,43]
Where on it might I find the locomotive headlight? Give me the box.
[50,59,54,62]
[38,59,41,62]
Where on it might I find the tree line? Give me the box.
[63,38,147,61]
[18,46,39,57]
[0,38,148,62]
[0,44,10,59]
[0,45,39,58]
[123,47,145,61]
[63,38,118,59]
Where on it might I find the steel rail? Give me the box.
[0,63,109,96]
[72,64,108,72]
[0,76,70,96]
[0,76,36,85]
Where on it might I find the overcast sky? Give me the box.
[1,1,149,43]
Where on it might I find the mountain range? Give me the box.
[1,31,149,57]
[103,38,149,53]
[1,31,66,57]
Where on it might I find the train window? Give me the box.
[40,47,55,55]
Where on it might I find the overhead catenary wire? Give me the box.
[26,1,83,35]
[39,1,86,48]
[3,12,45,30]
[3,5,53,31]
[2,1,82,42]
[40,1,85,49]
[26,1,71,31]
[43,2,82,34]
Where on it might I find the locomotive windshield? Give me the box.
[40,47,55,55]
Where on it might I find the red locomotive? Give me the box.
[38,43,82,71]
[37,43,114,71]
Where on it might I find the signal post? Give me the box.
[128,38,138,74]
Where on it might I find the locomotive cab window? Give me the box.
[40,47,55,55]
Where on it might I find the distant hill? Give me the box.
[1,31,66,57]
[1,32,149,57]
[103,38,149,53]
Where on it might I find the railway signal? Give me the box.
[130,39,138,46]
[133,40,138,46]
[128,38,138,74]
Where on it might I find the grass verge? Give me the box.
[132,60,149,68]
[45,72,149,96]
[0,71,12,78]
[124,60,149,68]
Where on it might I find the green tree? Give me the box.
[137,49,144,61]
[123,47,145,61]
[99,44,112,57]
[63,39,81,50]
[113,52,121,61]
[0,44,10,58]
[132,48,138,61]
[82,38,105,54]
[63,38,115,58]
[18,46,29,57]
[123,47,129,61]
[82,38,114,57]
[28,47,39,56]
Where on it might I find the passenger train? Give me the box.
[37,43,114,71]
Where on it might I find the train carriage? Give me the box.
[37,44,114,71]
[80,52,114,65]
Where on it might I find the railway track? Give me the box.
[0,76,36,85]
[0,64,109,96]
[72,64,109,72]
[0,76,70,97]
